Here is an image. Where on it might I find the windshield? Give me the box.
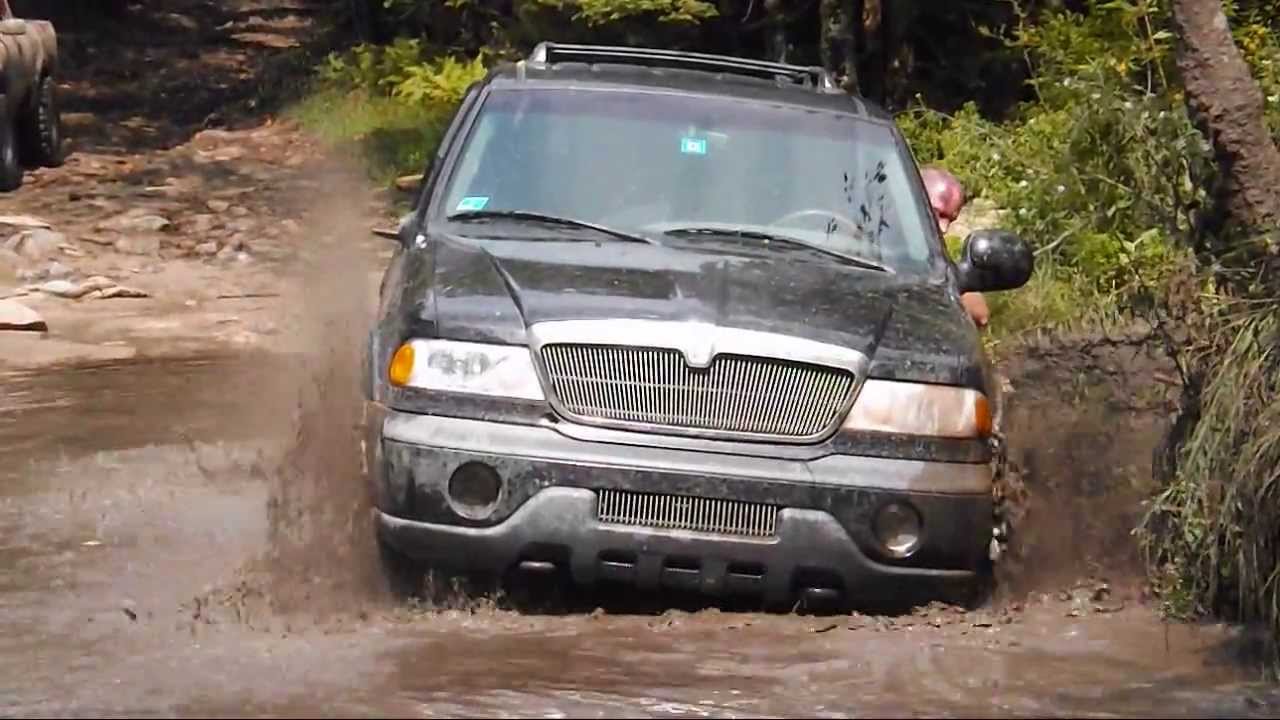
[435,87,942,274]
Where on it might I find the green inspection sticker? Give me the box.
[680,137,708,155]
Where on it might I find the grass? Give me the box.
[1139,306,1280,674]
[286,87,452,185]
[987,263,1124,342]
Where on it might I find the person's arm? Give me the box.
[961,292,990,328]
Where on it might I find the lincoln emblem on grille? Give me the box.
[528,319,872,443]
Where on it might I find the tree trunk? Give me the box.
[350,0,379,43]
[763,0,788,63]
[1172,0,1280,240]
[858,0,888,104]
[819,0,859,93]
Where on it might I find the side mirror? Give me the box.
[956,228,1034,293]
[372,212,417,245]
[0,19,27,35]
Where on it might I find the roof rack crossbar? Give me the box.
[528,42,837,91]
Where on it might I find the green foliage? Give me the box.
[1139,306,1280,674]
[288,88,449,183]
[317,38,488,104]
[294,39,489,183]
[527,0,717,26]
[899,0,1211,338]
[1227,1,1280,141]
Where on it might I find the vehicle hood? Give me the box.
[410,232,988,386]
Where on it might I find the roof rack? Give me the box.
[527,42,839,92]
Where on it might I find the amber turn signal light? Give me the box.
[388,343,415,387]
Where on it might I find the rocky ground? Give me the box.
[0,0,394,369]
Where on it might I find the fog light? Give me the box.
[874,502,923,558]
[447,462,503,519]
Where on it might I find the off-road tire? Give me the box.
[0,118,23,192]
[20,75,65,168]
[377,534,426,599]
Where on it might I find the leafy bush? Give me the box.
[898,0,1212,338]
[292,39,489,182]
[526,0,717,26]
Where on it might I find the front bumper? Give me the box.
[369,406,993,606]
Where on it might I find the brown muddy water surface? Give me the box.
[2,353,1279,718]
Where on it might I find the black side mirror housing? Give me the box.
[372,212,417,245]
[956,228,1034,293]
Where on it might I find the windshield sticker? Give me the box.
[680,137,708,155]
[456,196,490,211]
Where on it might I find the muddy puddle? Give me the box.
[2,354,1279,717]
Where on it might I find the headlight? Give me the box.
[842,379,991,439]
[387,339,545,400]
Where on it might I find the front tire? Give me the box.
[0,118,23,192]
[20,75,64,168]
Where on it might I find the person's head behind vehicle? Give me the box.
[919,165,992,329]
[920,166,965,235]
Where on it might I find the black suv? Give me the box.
[364,43,1033,609]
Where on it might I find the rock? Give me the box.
[80,235,116,247]
[46,261,73,279]
[394,174,423,192]
[98,212,173,234]
[195,241,219,257]
[0,214,53,230]
[196,146,247,163]
[0,299,46,331]
[98,285,149,299]
[60,113,98,131]
[36,280,91,299]
[114,236,162,256]
[206,199,231,213]
[949,198,1011,240]
[5,229,66,261]
[229,205,250,217]
[227,234,247,251]
[0,248,21,277]
[216,245,237,261]
[188,214,221,235]
[81,276,117,292]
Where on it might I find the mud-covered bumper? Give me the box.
[369,406,993,606]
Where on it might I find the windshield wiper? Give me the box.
[447,210,660,245]
[662,226,890,273]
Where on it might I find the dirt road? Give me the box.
[2,1,1279,716]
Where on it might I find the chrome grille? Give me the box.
[597,489,778,538]
[539,344,855,440]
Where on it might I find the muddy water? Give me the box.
[2,355,1279,718]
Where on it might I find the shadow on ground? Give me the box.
[14,0,339,153]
